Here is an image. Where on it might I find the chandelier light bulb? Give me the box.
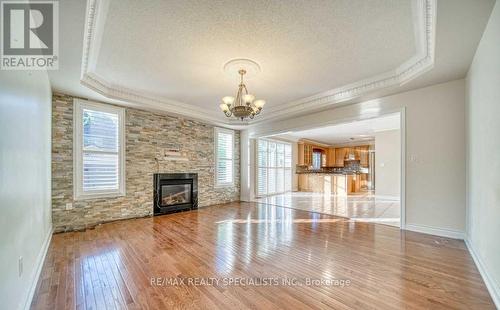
[243,94,255,104]
[222,96,235,106]
[219,103,229,112]
[254,99,266,108]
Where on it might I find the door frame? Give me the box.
[399,107,406,230]
[251,107,407,229]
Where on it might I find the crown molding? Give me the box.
[81,0,436,128]
[298,138,375,148]
[329,140,376,148]
[298,139,332,148]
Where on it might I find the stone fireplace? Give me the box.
[154,173,198,215]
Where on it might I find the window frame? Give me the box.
[73,99,126,200]
[214,127,235,188]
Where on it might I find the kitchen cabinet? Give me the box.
[326,148,336,167]
[298,174,347,195]
[298,142,329,167]
[355,146,369,167]
[298,174,309,190]
[332,146,370,167]
[298,173,362,195]
[304,144,313,165]
[298,143,314,166]
[346,175,361,194]
[334,148,348,166]
[298,143,305,165]
[359,173,368,189]
[354,147,361,160]
[299,142,370,168]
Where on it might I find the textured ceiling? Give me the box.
[278,113,400,145]
[48,0,496,128]
[95,0,414,109]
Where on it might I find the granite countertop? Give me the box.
[295,171,361,175]
[295,165,368,175]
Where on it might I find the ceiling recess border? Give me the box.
[81,0,436,127]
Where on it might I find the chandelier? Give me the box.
[219,69,265,120]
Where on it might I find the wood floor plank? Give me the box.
[31,202,494,309]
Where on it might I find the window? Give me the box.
[257,139,292,196]
[215,127,235,187]
[312,151,322,169]
[73,99,125,199]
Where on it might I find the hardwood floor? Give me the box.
[31,202,494,309]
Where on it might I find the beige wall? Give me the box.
[375,129,400,198]
[466,1,500,305]
[0,70,52,310]
[52,93,240,232]
[243,79,466,234]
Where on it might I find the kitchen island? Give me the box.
[297,172,364,195]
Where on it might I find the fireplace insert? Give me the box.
[154,173,198,215]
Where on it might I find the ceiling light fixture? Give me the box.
[220,59,265,121]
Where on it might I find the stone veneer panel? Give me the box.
[52,93,240,232]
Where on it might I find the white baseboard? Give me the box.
[465,238,500,308]
[405,224,465,239]
[23,226,53,310]
[374,195,400,201]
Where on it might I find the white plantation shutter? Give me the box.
[82,109,119,190]
[257,140,268,196]
[215,128,234,186]
[257,139,292,196]
[268,142,277,193]
[74,100,125,199]
[276,143,285,193]
[284,144,292,191]
[83,152,118,190]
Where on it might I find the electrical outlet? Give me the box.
[65,202,73,210]
[19,256,23,277]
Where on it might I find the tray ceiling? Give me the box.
[81,0,436,125]
[278,113,401,145]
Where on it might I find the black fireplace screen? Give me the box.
[154,173,198,215]
[161,184,192,206]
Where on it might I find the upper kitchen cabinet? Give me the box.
[298,142,313,166]
[335,148,347,167]
[333,145,371,167]
[298,141,329,167]
[355,146,369,167]
[326,148,336,167]
[304,144,313,165]
[299,141,370,168]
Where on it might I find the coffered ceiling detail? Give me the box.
[81,0,436,126]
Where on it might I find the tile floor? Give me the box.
[255,191,400,227]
